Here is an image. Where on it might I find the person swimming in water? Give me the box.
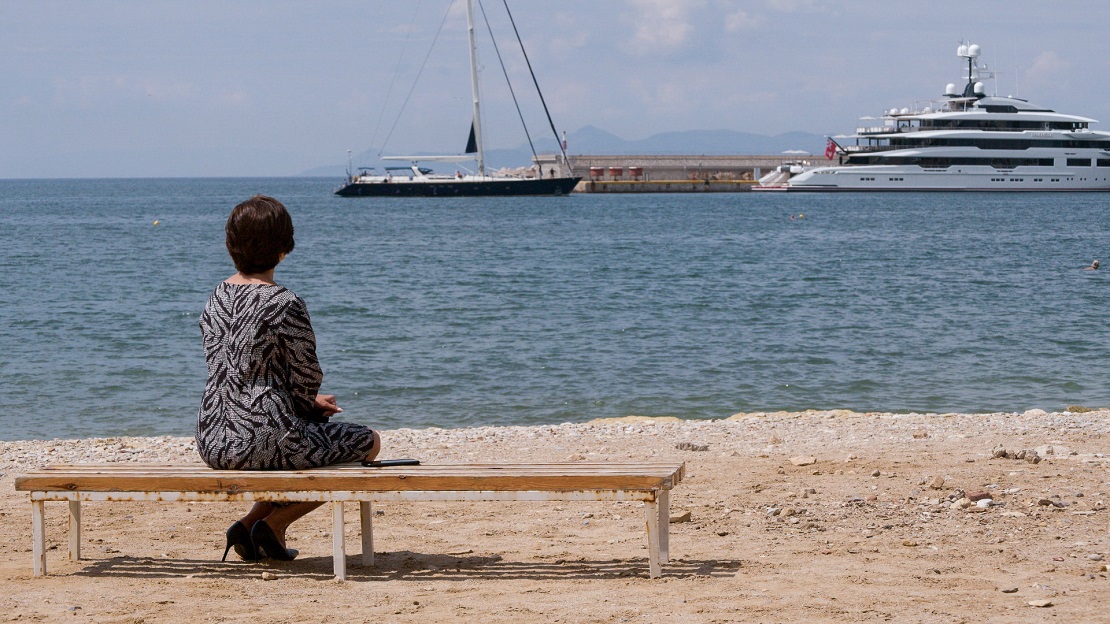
[1085,260,1099,270]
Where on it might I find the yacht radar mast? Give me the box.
[957,43,984,97]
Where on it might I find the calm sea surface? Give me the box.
[1,178,1108,440]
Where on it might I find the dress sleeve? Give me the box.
[280,294,324,421]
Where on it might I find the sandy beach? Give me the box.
[3,409,1110,623]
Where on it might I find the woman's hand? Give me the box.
[313,394,343,418]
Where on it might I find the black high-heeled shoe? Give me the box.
[250,520,297,561]
[222,521,259,562]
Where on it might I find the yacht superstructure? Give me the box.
[755,43,1110,191]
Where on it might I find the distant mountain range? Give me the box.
[300,126,826,177]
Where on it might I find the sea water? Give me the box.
[1,178,1107,440]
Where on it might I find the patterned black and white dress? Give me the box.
[196,282,377,470]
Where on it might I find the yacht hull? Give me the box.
[336,176,580,197]
[755,186,1110,192]
[758,164,1110,192]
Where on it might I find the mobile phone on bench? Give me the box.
[361,458,421,467]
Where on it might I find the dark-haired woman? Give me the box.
[196,195,380,562]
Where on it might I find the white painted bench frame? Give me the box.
[17,463,683,579]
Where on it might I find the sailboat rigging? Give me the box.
[335,0,580,197]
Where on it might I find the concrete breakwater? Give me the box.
[574,179,757,193]
[535,153,813,193]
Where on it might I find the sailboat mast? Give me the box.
[466,0,484,175]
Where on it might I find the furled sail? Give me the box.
[465,121,477,154]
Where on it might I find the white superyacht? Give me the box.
[756,43,1110,191]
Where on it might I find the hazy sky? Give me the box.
[4,0,1109,178]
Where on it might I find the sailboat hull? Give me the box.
[335,176,581,197]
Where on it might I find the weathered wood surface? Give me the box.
[16,463,685,494]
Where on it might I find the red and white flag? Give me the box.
[824,139,836,160]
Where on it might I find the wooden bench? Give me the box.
[14,462,684,579]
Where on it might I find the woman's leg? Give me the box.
[258,429,381,547]
[260,502,325,546]
[237,502,274,530]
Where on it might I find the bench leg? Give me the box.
[68,501,81,561]
[644,497,662,578]
[32,500,46,576]
[658,489,670,563]
[332,502,346,580]
[359,501,374,567]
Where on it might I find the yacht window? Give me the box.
[888,137,1110,150]
[875,156,1053,168]
[1067,158,1092,167]
[917,118,1088,132]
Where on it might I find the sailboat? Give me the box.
[335,0,580,197]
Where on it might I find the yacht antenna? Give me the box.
[466,0,485,175]
[958,42,981,97]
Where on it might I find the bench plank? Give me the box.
[16,463,683,494]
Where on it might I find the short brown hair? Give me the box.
[225,195,295,274]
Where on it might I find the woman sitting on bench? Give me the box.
[196,195,381,563]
